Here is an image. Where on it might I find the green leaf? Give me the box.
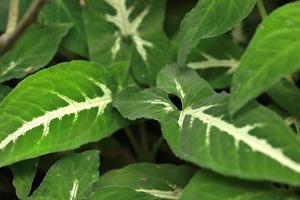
[89,187,155,200]
[0,24,71,83]
[9,159,38,200]
[115,66,300,186]
[268,80,300,119]
[177,0,256,65]
[180,170,300,200]
[27,150,99,200]
[0,61,128,167]
[93,163,194,199]
[187,35,243,89]
[0,84,11,102]
[40,0,88,57]
[230,2,300,114]
[82,0,172,85]
[0,0,8,32]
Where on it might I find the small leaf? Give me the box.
[83,0,172,85]
[40,0,88,57]
[267,80,300,119]
[230,2,300,114]
[93,163,194,200]
[9,159,38,200]
[0,61,128,167]
[27,150,99,200]
[180,170,300,200]
[0,24,71,82]
[177,0,255,65]
[115,66,300,186]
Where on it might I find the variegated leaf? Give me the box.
[92,163,194,200]
[27,151,99,200]
[0,61,128,167]
[114,66,300,186]
[82,0,171,85]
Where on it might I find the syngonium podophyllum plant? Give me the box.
[1,0,300,199]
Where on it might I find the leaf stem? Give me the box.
[124,127,141,159]
[6,0,19,33]
[256,0,267,20]
[151,136,164,156]
[139,123,148,152]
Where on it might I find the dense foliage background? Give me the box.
[0,0,300,199]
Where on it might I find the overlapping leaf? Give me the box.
[230,2,300,114]
[82,0,171,85]
[177,0,256,65]
[0,24,71,82]
[40,0,88,57]
[180,170,300,200]
[0,84,10,102]
[115,66,300,186]
[92,163,194,200]
[27,151,99,200]
[9,159,38,200]
[268,80,300,119]
[0,61,128,167]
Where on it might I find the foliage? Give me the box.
[1,0,300,199]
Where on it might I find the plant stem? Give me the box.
[124,127,141,159]
[151,136,164,156]
[139,123,148,152]
[0,0,47,56]
[6,0,19,33]
[256,0,267,20]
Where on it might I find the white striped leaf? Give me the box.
[92,163,194,200]
[27,151,100,200]
[0,61,128,167]
[82,0,172,85]
[114,66,300,186]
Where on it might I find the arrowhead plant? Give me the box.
[1,0,300,199]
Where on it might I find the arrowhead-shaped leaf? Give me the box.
[178,0,256,65]
[180,170,300,200]
[230,2,300,114]
[0,24,71,82]
[115,66,300,186]
[82,0,172,85]
[92,163,194,200]
[0,61,128,167]
[27,151,99,200]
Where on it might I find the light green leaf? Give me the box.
[0,61,128,167]
[83,0,171,85]
[9,159,38,200]
[27,150,99,200]
[0,24,71,83]
[115,66,300,186]
[0,0,8,32]
[180,170,300,200]
[177,0,255,65]
[268,80,300,119]
[0,84,11,102]
[230,2,300,114]
[93,163,194,200]
[40,0,88,57]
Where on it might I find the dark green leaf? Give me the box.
[27,151,99,200]
[0,24,71,82]
[9,159,38,200]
